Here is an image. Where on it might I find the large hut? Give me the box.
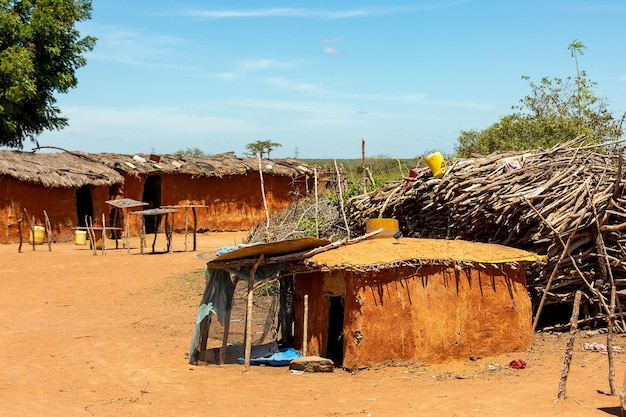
[0,149,318,244]
[296,237,541,369]
[90,152,315,234]
[0,150,124,244]
[190,235,542,370]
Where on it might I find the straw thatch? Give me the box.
[344,136,626,330]
[0,150,124,188]
[88,151,313,178]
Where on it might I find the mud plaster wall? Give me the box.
[0,177,111,244]
[295,265,532,369]
[120,172,306,234]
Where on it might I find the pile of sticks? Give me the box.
[346,136,626,330]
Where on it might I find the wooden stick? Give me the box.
[244,254,264,371]
[23,208,35,251]
[43,210,52,252]
[101,213,106,255]
[314,167,319,239]
[558,290,582,400]
[303,294,309,357]
[257,154,271,234]
[17,214,23,253]
[609,285,617,395]
[219,276,239,365]
[334,159,350,239]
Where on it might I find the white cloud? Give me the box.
[185,4,468,20]
[86,26,194,71]
[213,58,298,80]
[263,76,327,93]
[322,37,341,43]
[323,47,343,55]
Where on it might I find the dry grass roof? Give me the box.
[0,149,314,188]
[88,151,313,178]
[0,150,124,188]
[304,238,544,272]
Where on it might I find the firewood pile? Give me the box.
[346,136,626,331]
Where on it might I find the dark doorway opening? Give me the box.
[326,296,344,367]
[76,185,93,227]
[142,176,161,234]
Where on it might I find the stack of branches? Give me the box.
[244,197,345,244]
[346,135,626,331]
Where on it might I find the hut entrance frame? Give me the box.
[142,175,162,234]
[326,295,345,366]
[76,185,94,227]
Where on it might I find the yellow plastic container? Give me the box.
[425,151,447,178]
[29,226,45,245]
[365,218,400,239]
[75,230,87,245]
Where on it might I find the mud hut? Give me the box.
[296,237,543,369]
[91,152,315,234]
[0,150,124,243]
[190,234,542,370]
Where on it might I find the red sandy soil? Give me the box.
[2,232,626,417]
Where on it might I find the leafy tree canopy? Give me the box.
[174,147,210,157]
[245,140,282,159]
[455,41,624,157]
[0,0,96,149]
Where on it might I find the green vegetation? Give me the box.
[455,40,624,157]
[174,147,211,157]
[0,0,96,149]
[245,140,282,159]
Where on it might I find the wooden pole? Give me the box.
[220,276,239,365]
[101,213,106,255]
[334,159,350,240]
[558,290,582,400]
[303,294,309,357]
[608,285,617,395]
[314,167,319,239]
[244,254,264,371]
[192,206,197,252]
[43,210,52,252]
[361,138,366,194]
[257,154,270,233]
[24,208,35,251]
[184,206,189,252]
[17,214,23,253]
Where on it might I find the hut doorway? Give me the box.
[326,295,344,366]
[76,185,93,227]
[142,175,161,234]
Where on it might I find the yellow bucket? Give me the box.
[425,152,447,178]
[75,230,87,245]
[365,218,400,239]
[29,226,45,245]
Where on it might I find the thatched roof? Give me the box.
[87,151,313,178]
[0,150,124,188]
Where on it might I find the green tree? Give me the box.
[245,140,282,159]
[0,0,96,149]
[455,41,623,157]
[174,147,210,157]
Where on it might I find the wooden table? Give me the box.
[131,208,178,254]
[105,198,148,253]
[161,204,209,251]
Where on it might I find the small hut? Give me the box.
[296,237,542,369]
[189,235,542,370]
[0,150,124,243]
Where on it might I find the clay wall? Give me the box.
[295,265,532,369]
[0,177,112,243]
[119,172,307,235]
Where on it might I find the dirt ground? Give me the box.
[2,232,626,417]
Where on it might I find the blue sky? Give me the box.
[34,1,626,159]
